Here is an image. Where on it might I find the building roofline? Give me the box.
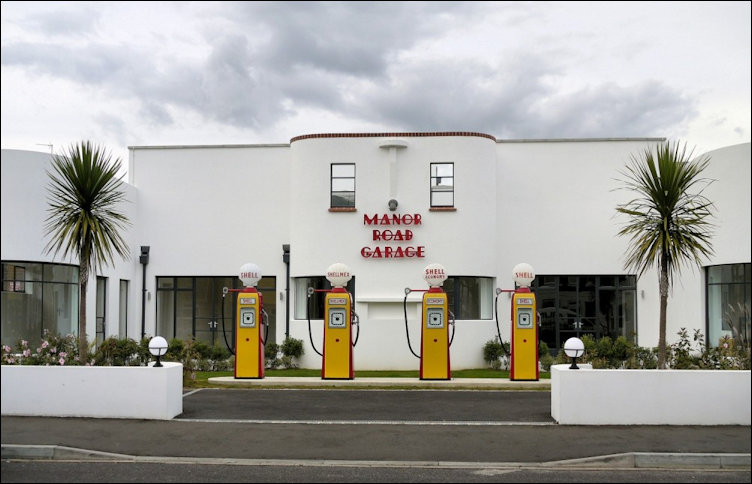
[128,143,289,151]
[496,137,666,143]
[290,132,497,143]
[126,136,669,151]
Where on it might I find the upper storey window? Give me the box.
[331,163,355,209]
[430,162,454,207]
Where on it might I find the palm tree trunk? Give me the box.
[658,255,669,369]
[78,252,90,365]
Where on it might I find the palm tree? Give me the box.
[615,140,715,368]
[44,141,131,365]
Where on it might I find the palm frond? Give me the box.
[43,140,132,274]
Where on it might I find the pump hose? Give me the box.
[494,291,509,356]
[403,289,421,359]
[306,290,323,357]
[349,293,360,347]
[220,289,235,356]
[448,311,457,347]
[261,308,270,345]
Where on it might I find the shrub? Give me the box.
[265,342,281,369]
[92,337,142,366]
[280,337,304,368]
[482,337,507,370]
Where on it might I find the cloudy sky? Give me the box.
[1,1,750,169]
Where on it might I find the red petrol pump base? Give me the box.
[234,287,265,379]
[419,287,450,380]
[510,287,539,381]
[322,288,354,380]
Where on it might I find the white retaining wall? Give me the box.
[551,364,751,425]
[0,362,183,420]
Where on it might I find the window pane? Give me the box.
[431,191,453,207]
[44,264,78,283]
[157,291,175,339]
[431,163,453,177]
[175,291,193,340]
[43,282,77,338]
[332,164,354,177]
[332,178,355,191]
[158,278,175,289]
[331,192,355,207]
[119,280,128,338]
[177,277,193,289]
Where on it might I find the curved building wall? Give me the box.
[1,149,140,345]
[288,133,498,369]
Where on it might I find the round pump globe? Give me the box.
[239,262,261,287]
[563,337,585,358]
[326,262,352,288]
[148,336,168,357]
[512,262,535,288]
[424,263,447,287]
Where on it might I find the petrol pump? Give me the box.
[508,263,539,381]
[403,263,455,380]
[230,262,268,379]
[306,263,360,379]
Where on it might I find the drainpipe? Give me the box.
[139,246,150,339]
[282,244,290,339]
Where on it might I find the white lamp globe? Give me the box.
[149,336,168,357]
[563,337,585,370]
[563,337,585,358]
[148,336,168,368]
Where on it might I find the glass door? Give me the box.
[195,277,237,348]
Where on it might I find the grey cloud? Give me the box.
[13,5,101,38]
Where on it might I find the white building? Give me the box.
[2,133,750,370]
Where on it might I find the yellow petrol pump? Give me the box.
[509,263,539,381]
[307,263,360,380]
[233,263,267,379]
[403,263,455,380]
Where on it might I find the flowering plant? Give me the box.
[2,330,80,366]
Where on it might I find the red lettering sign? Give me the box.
[364,214,422,225]
[361,246,425,258]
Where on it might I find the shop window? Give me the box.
[443,276,492,320]
[294,276,356,320]
[531,274,637,353]
[1,261,78,348]
[331,163,355,209]
[706,263,751,348]
[430,162,454,208]
[155,276,276,347]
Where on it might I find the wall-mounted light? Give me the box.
[149,336,168,367]
[563,337,585,369]
[388,199,398,211]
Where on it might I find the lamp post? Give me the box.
[149,336,168,367]
[563,337,585,369]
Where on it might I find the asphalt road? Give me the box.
[2,388,750,483]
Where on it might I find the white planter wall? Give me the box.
[1,362,183,420]
[551,364,751,425]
